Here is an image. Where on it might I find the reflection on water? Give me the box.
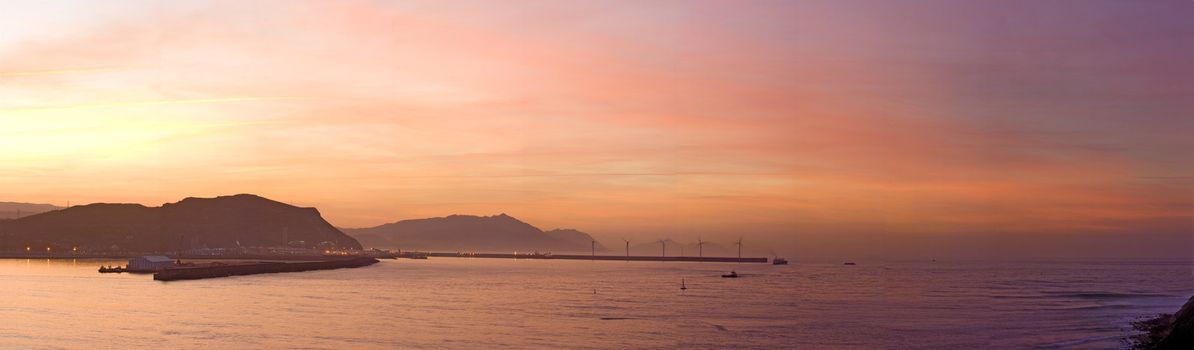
[0,258,1189,349]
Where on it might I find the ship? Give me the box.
[773,258,788,265]
[98,265,125,273]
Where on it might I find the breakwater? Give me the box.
[423,252,770,263]
[153,257,379,281]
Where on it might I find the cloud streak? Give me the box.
[0,66,130,78]
[0,97,289,113]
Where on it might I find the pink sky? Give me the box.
[1,0,1191,258]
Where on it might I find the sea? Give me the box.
[0,258,1191,349]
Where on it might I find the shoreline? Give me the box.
[1131,295,1194,349]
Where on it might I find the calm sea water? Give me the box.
[0,258,1190,349]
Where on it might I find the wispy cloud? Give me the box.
[0,97,291,113]
[0,66,130,78]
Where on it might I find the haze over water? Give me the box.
[2,258,1190,349]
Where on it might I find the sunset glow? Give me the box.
[1,0,1191,258]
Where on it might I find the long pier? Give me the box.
[423,252,770,263]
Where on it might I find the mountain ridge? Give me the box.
[0,194,361,252]
[343,214,606,253]
[0,202,63,220]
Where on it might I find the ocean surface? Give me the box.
[1,258,1191,349]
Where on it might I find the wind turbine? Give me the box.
[591,239,596,260]
[735,237,743,262]
[697,237,705,258]
[659,239,666,258]
[622,238,630,261]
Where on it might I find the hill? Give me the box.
[0,194,361,252]
[343,214,605,253]
[0,202,63,220]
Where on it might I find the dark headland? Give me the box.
[1133,295,1194,349]
[0,194,362,255]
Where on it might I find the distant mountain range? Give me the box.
[1,196,730,256]
[0,202,63,220]
[343,214,606,253]
[0,194,360,252]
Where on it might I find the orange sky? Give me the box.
[1,1,1191,258]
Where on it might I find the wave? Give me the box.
[1040,291,1171,300]
[1034,334,1125,349]
[1047,303,1139,311]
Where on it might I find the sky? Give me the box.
[1,0,1191,259]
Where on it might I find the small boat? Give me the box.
[98,265,126,273]
[681,278,687,290]
[773,258,788,265]
[843,262,857,266]
[721,271,738,278]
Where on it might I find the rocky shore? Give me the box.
[1133,295,1194,349]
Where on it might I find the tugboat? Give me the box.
[773,258,788,265]
[721,271,739,278]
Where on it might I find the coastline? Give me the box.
[1133,295,1194,349]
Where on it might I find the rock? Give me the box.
[1134,295,1194,349]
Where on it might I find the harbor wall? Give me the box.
[153,257,379,281]
[423,252,769,263]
